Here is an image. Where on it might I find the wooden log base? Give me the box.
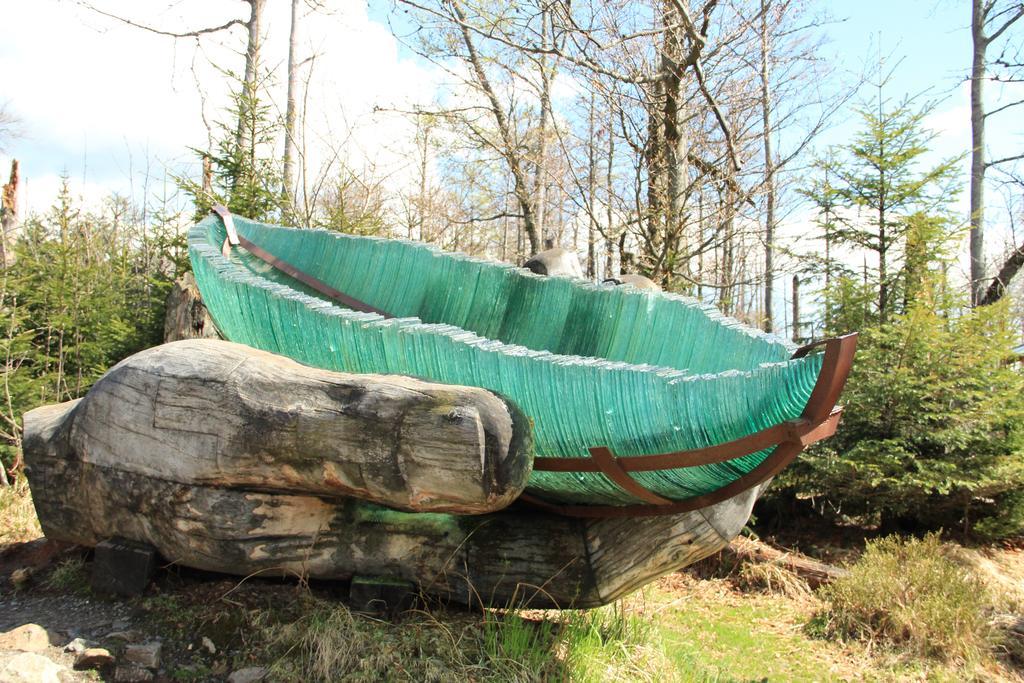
[22,341,768,608]
[24,396,764,608]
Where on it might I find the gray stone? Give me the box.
[73,647,114,671]
[123,641,161,669]
[227,667,270,683]
[522,247,584,278]
[62,638,86,654]
[616,273,661,291]
[113,665,153,682]
[22,341,765,609]
[25,339,531,515]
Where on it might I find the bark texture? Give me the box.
[163,272,221,342]
[970,0,988,306]
[22,341,760,608]
[1,159,18,267]
[25,340,532,514]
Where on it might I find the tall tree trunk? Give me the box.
[791,274,800,343]
[721,194,735,315]
[282,0,300,211]
[760,0,776,332]
[645,90,664,272]
[970,0,989,306]
[417,123,429,241]
[533,8,552,245]
[877,83,888,323]
[234,0,266,154]
[587,93,597,278]
[662,1,688,285]
[605,103,616,279]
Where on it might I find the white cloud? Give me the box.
[0,0,444,215]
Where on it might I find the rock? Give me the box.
[227,667,269,683]
[616,273,661,291]
[113,665,153,682]
[123,641,162,669]
[200,637,215,655]
[522,247,584,278]
[73,648,114,671]
[0,624,50,653]
[62,638,86,654]
[91,538,157,597]
[21,339,769,609]
[0,653,66,683]
[105,631,138,642]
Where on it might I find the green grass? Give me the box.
[660,588,839,681]
[42,555,89,593]
[558,599,676,682]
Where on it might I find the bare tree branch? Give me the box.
[980,242,1024,305]
[76,1,246,38]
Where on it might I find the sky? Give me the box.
[0,0,1020,256]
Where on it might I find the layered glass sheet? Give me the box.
[189,216,823,506]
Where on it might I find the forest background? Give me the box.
[1,0,1023,539]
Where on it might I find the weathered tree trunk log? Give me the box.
[163,272,221,342]
[22,340,762,608]
[726,537,848,588]
[26,340,532,514]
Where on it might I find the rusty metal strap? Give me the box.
[524,333,858,517]
[534,409,842,474]
[211,206,392,319]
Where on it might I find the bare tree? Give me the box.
[980,168,1024,304]
[969,0,1024,305]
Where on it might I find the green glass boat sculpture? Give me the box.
[189,208,856,517]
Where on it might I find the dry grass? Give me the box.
[737,558,815,601]
[0,478,42,546]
